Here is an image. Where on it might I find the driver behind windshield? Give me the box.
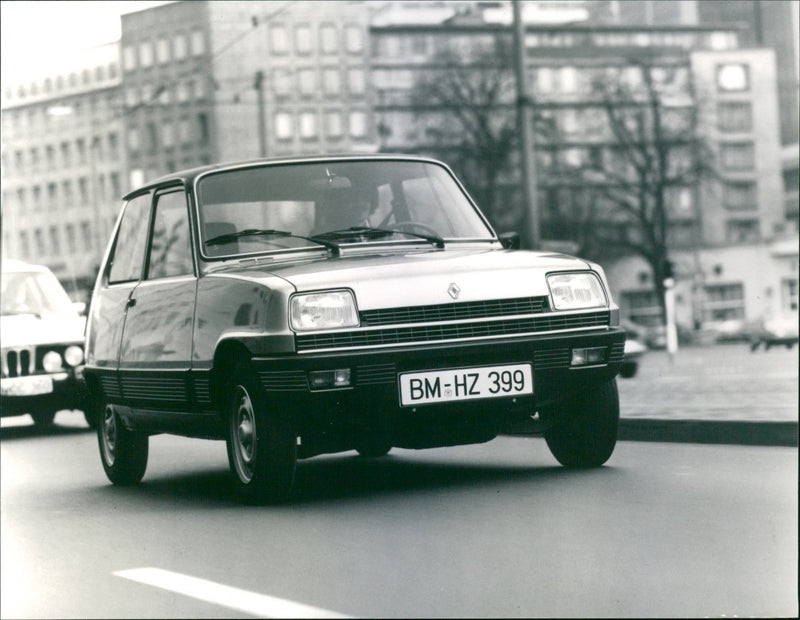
[312,184,377,235]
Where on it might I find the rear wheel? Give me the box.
[98,402,148,485]
[225,371,296,503]
[544,378,619,468]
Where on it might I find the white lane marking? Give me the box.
[114,567,352,619]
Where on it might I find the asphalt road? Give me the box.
[1,420,796,619]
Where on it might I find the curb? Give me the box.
[618,418,798,447]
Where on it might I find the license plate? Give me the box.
[1,375,54,396]
[399,363,533,406]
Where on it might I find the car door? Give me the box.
[117,187,197,412]
[85,191,152,401]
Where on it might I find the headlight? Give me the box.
[64,345,84,367]
[547,272,607,310]
[42,351,63,372]
[290,290,359,331]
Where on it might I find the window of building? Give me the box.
[60,142,71,168]
[703,283,745,321]
[345,25,363,53]
[271,69,290,97]
[110,173,121,199]
[197,113,209,143]
[298,69,316,95]
[157,37,170,63]
[32,186,42,211]
[347,68,365,95]
[34,229,45,256]
[19,231,30,258]
[717,102,752,132]
[64,224,76,254]
[179,118,192,144]
[173,33,187,60]
[560,66,577,93]
[95,65,105,82]
[723,182,757,211]
[720,142,755,170]
[275,112,293,140]
[146,123,158,153]
[108,132,119,160]
[123,45,136,71]
[177,81,189,102]
[716,63,749,92]
[621,290,661,326]
[295,24,312,54]
[320,24,338,53]
[325,110,343,138]
[191,30,205,55]
[782,278,798,312]
[62,180,73,207]
[16,188,26,209]
[323,68,341,95]
[726,218,760,243]
[271,24,289,54]
[78,178,88,203]
[47,182,58,208]
[140,41,153,67]
[299,111,317,139]
[147,190,193,279]
[349,110,367,138]
[109,63,118,79]
[128,127,140,153]
[46,145,56,168]
[162,122,175,148]
[194,79,206,100]
[49,226,60,255]
[79,221,92,250]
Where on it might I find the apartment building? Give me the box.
[1,42,124,295]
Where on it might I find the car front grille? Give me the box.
[296,309,611,352]
[3,348,34,377]
[360,296,550,326]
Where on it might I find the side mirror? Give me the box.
[498,232,520,250]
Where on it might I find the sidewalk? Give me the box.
[616,343,798,447]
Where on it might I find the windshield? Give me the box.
[196,159,494,258]
[1,269,75,316]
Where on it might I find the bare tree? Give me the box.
[407,36,518,225]
[556,58,714,324]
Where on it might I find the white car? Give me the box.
[1,260,90,427]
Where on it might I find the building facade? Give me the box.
[1,42,124,297]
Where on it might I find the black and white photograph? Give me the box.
[1,1,797,617]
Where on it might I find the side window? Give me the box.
[108,193,151,284]
[147,189,193,279]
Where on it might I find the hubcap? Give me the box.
[231,386,257,483]
[101,405,117,466]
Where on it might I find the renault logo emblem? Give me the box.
[447,283,461,299]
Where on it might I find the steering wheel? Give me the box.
[392,221,441,238]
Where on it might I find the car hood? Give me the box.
[0,312,86,348]
[221,247,593,309]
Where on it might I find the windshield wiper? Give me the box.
[313,226,445,249]
[205,228,341,256]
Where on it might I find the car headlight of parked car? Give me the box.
[547,272,607,310]
[290,290,359,331]
[42,351,64,372]
[64,345,84,367]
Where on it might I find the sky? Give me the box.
[1,1,172,82]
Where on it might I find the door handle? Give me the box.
[127,297,137,307]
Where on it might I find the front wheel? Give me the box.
[31,410,56,428]
[225,372,296,503]
[544,378,619,468]
[98,402,148,485]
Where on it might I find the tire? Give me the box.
[355,439,392,458]
[31,411,56,428]
[97,402,148,485]
[225,370,296,503]
[619,362,637,378]
[544,378,619,469]
[83,407,98,429]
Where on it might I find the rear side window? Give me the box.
[108,193,151,284]
[147,190,194,279]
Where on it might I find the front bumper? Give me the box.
[0,367,88,416]
[250,328,625,450]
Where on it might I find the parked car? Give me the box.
[1,260,90,427]
[84,155,626,502]
[620,337,647,378]
[749,317,799,351]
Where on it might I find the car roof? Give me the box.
[1,259,52,274]
[123,153,444,201]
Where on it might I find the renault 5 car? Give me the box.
[83,155,626,502]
